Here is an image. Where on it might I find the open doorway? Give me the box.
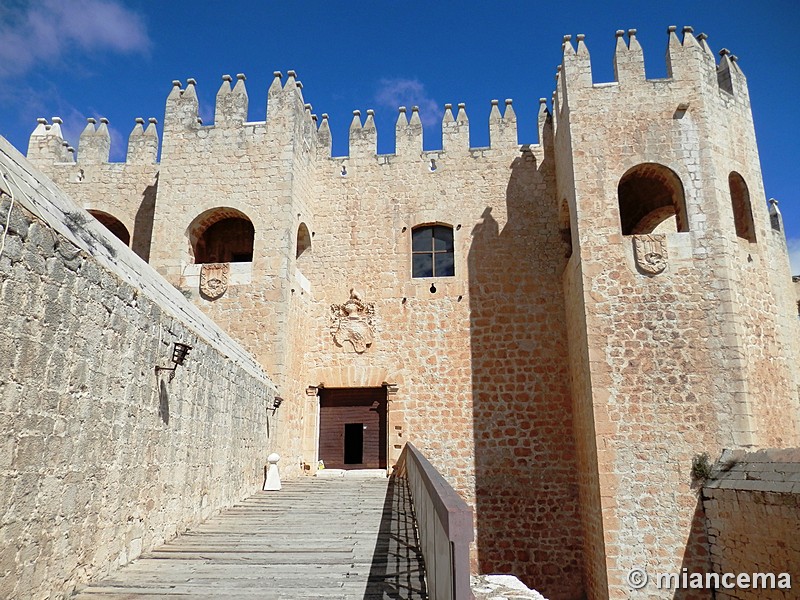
[318,387,387,470]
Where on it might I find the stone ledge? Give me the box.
[471,574,548,600]
[704,448,800,493]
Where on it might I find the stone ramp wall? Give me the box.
[702,449,800,599]
[0,137,277,599]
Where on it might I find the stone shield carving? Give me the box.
[330,289,375,353]
[633,234,667,275]
[200,263,229,299]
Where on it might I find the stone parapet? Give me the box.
[702,449,800,600]
[0,137,276,599]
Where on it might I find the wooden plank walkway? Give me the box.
[74,477,427,599]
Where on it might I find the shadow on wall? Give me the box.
[133,173,158,262]
[159,378,169,425]
[674,495,712,600]
[468,133,585,599]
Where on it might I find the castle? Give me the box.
[6,25,800,600]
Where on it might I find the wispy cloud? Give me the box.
[375,78,440,127]
[0,0,150,77]
[787,237,800,276]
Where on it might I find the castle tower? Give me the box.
[19,27,800,600]
[555,28,800,598]
[146,71,321,461]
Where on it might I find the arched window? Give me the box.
[188,207,254,264]
[296,223,311,260]
[560,198,573,258]
[88,210,130,246]
[729,172,756,243]
[617,163,688,235]
[412,224,454,278]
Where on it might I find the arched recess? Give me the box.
[187,207,255,264]
[559,198,573,258]
[88,210,130,246]
[617,163,689,235]
[296,223,312,260]
[729,172,756,243]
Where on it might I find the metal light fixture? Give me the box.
[155,342,193,381]
[271,396,284,415]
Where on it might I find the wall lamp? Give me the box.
[271,396,284,415]
[155,342,193,381]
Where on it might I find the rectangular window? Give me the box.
[412,225,455,278]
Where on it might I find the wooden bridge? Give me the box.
[74,477,427,599]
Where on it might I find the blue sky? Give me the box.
[1,0,798,271]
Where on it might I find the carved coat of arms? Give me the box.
[330,288,375,353]
[633,234,667,275]
[199,263,229,299]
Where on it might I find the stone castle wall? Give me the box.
[19,26,800,600]
[27,117,159,262]
[703,449,800,600]
[552,29,800,599]
[300,107,584,596]
[0,139,276,599]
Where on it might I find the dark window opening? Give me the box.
[618,163,688,235]
[88,210,130,246]
[297,223,311,260]
[412,224,454,277]
[560,198,573,259]
[343,423,364,465]
[193,216,254,264]
[729,172,756,243]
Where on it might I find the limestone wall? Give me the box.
[27,119,159,261]
[703,449,800,600]
[149,74,318,405]
[555,29,800,599]
[0,138,276,599]
[301,108,584,598]
[15,26,800,600]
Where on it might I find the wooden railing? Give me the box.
[394,443,474,600]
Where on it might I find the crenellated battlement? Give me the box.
[11,28,796,600]
[555,25,752,117]
[28,62,559,167]
[25,26,755,168]
[127,117,159,164]
[27,117,74,164]
[79,117,111,164]
[27,114,160,167]
[158,69,549,161]
[215,73,248,128]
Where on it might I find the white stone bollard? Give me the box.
[263,453,281,491]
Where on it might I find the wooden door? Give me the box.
[318,387,387,469]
